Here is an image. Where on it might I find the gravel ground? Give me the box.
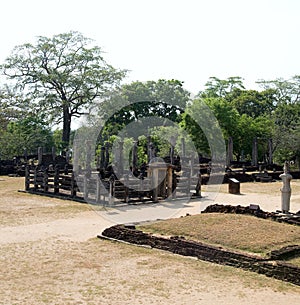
[0,176,300,305]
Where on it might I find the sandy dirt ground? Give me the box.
[0,176,300,304]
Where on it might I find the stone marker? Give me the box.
[228,178,240,194]
[280,161,292,213]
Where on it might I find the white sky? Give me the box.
[0,0,299,95]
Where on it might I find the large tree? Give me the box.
[0,31,126,148]
[97,79,191,141]
[257,76,300,164]
[182,96,273,161]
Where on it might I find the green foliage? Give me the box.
[257,76,300,104]
[272,102,300,164]
[97,79,191,142]
[52,129,75,154]
[0,117,54,159]
[229,88,277,118]
[0,31,126,147]
[2,60,300,166]
[181,97,224,156]
[182,93,274,161]
[150,126,180,158]
[200,76,245,98]
[0,87,27,131]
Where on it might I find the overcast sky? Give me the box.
[1,0,299,95]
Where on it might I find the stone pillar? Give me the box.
[109,175,115,205]
[85,140,92,178]
[37,147,43,166]
[124,174,129,203]
[104,142,110,170]
[24,148,28,164]
[65,149,70,164]
[195,171,202,197]
[181,137,186,157]
[96,174,101,203]
[132,140,138,175]
[227,137,233,167]
[241,150,245,162]
[167,166,173,198]
[100,146,105,170]
[71,171,77,198]
[118,139,124,176]
[190,152,195,177]
[151,166,159,203]
[170,136,176,165]
[252,137,258,167]
[25,165,30,190]
[52,147,56,163]
[73,140,79,173]
[268,138,273,165]
[147,135,152,163]
[280,161,292,213]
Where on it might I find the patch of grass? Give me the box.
[138,213,300,255]
[0,176,90,226]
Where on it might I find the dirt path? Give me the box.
[0,177,300,304]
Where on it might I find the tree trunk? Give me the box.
[62,105,71,150]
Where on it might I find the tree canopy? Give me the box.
[0,31,127,148]
[0,30,300,167]
[96,79,191,141]
[0,116,54,159]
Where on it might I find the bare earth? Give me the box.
[0,176,300,304]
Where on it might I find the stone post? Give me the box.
[96,174,101,204]
[181,137,186,157]
[105,142,110,170]
[268,138,273,165]
[167,166,173,198]
[65,149,70,164]
[43,169,49,192]
[132,140,138,175]
[71,171,77,198]
[195,171,202,197]
[170,136,175,165]
[54,166,59,194]
[280,161,292,213]
[109,174,115,205]
[24,148,28,164]
[72,140,79,173]
[252,137,258,167]
[25,165,30,190]
[51,147,56,163]
[118,139,124,176]
[85,140,92,178]
[151,166,159,203]
[227,137,233,167]
[147,135,152,163]
[38,147,43,166]
[100,146,105,170]
[124,174,129,203]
